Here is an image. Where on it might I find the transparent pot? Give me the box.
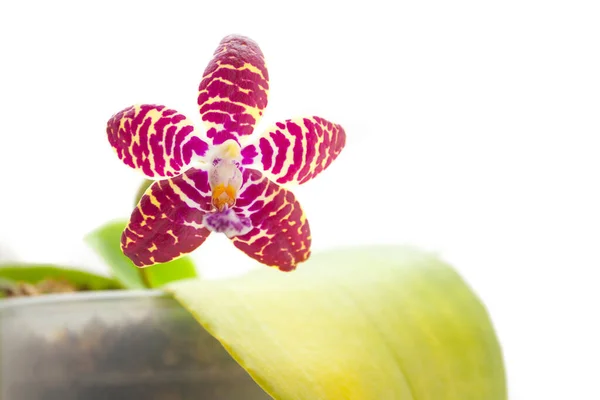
[0,290,271,399]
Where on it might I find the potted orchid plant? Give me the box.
[0,35,506,400]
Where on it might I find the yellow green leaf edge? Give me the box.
[166,245,507,400]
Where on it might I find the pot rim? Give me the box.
[0,289,165,310]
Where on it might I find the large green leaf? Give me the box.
[0,264,120,290]
[167,246,506,400]
[85,220,198,289]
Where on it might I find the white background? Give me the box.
[0,0,598,398]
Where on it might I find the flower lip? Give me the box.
[202,207,252,238]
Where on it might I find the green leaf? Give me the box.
[134,179,154,205]
[143,257,199,288]
[167,246,506,400]
[0,264,121,290]
[85,220,146,289]
[86,220,198,289]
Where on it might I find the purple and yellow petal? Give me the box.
[107,105,209,179]
[241,117,346,185]
[121,168,213,267]
[198,35,269,145]
[231,168,311,271]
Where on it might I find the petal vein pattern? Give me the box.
[122,168,213,266]
[107,104,209,179]
[242,117,346,185]
[198,35,269,145]
[231,168,311,271]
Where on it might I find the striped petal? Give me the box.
[230,168,311,271]
[198,35,269,146]
[122,168,213,267]
[240,117,346,185]
[107,104,209,179]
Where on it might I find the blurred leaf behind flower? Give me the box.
[85,179,198,289]
[85,220,198,289]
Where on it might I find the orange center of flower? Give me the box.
[212,183,237,211]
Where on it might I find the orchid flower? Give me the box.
[106,35,346,271]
